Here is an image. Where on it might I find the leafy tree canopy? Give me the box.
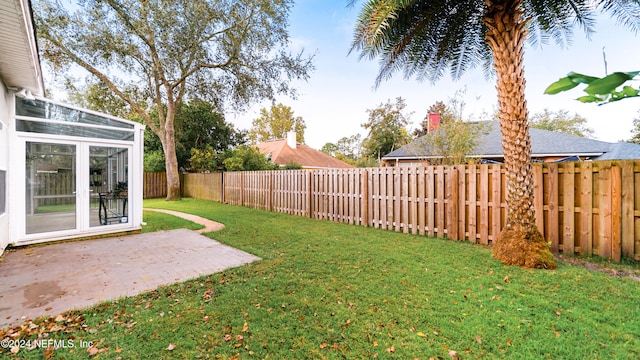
[529,109,594,138]
[248,103,306,143]
[222,145,277,171]
[628,111,640,144]
[361,97,412,159]
[35,0,313,199]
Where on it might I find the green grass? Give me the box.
[34,204,75,213]
[3,198,640,359]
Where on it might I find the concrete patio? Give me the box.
[0,228,260,329]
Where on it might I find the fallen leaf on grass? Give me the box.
[87,345,107,356]
[319,342,328,349]
[475,337,482,344]
[449,350,460,359]
[416,332,427,338]
[43,346,54,359]
[224,334,232,341]
[386,345,395,353]
[166,343,176,351]
[242,321,249,332]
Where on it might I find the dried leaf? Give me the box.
[319,342,328,349]
[43,346,54,359]
[235,334,244,341]
[224,334,232,341]
[555,310,562,316]
[504,276,511,283]
[373,340,378,346]
[386,345,395,353]
[475,337,482,344]
[88,346,99,356]
[242,321,248,332]
[448,350,460,359]
[166,343,176,351]
[416,332,427,338]
[55,314,65,322]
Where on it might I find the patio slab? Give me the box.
[0,229,260,329]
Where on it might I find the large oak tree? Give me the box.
[35,0,313,199]
[350,0,640,268]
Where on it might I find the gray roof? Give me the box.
[383,121,640,161]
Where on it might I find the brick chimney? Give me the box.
[287,131,297,149]
[427,113,441,133]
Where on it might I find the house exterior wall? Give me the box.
[0,81,11,254]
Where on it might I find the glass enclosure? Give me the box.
[15,97,143,242]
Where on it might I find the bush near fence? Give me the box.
[144,160,640,262]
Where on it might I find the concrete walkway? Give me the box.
[0,212,259,329]
[143,208,225,233]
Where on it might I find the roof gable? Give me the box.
[256,139,354,169]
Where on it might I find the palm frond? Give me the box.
[596,0,640,33]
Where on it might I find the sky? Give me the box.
[230,1,640,150]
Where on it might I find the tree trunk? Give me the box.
[162,113,181,201]
[484,0,556,269]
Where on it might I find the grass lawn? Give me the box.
[2,198,639,359]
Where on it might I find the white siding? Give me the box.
[0,81,10,254]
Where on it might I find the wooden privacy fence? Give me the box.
[145,160,640,261]
[143,172,167,199]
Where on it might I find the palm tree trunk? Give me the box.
[484,0,556,268]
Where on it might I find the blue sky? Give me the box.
[232,1,640,149]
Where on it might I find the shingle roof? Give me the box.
[256,139,354,169]
[383,121,640,161]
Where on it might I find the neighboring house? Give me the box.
[382,121,640,166]
[0,0,145,255]
[256,132,354,169]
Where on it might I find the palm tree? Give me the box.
[350,0,640,268]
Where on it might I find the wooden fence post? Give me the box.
[547,163,559,252]
[362,169,369,227]
[563,163,575,256]
[306,171,312,218]
[611,165,621,262]
[620,161,634,258]
[449,167,459,240]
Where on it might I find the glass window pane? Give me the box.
[17,120,134,141]
[0,170,5,215]
[26,142,77,234]
[90,146,129,227]
[16,98,134,129]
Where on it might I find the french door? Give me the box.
[24,139,131,238]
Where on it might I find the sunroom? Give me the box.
[12,98,144,245]
[0,0,144,254]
